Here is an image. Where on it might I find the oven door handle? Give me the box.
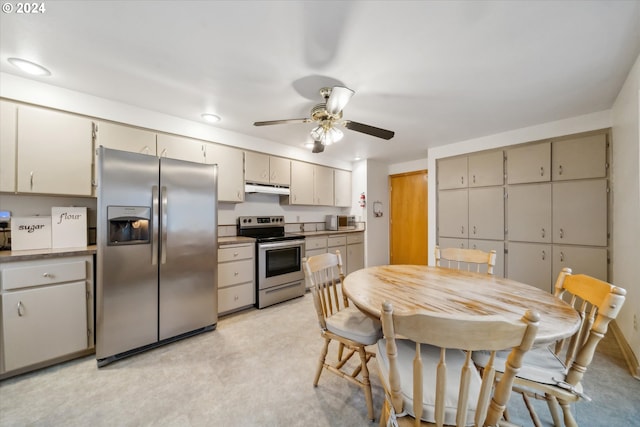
[258,240,305,249]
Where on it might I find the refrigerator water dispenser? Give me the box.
[107,206,150,245]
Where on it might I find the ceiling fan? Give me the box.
[253,86,395,153]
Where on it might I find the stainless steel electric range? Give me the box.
[237,216,306,308]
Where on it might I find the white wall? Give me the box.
[364,159,390,266]
[611,53,640,367]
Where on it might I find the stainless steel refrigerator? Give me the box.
[96,146,218,366]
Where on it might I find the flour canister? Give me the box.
[51,207,87,248]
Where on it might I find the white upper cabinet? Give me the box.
[157,134,205,163]
[245,152,290,187]
[0,100,17,192]
[468,151,503,187]
[17,105,93,196]
[205,143,244,203]
[437,156,467,189]
[334,169,352,207]
[314,165,334,206]
[289,160,315,205]
[552,133,607,181]
[94,121,156,155]
[507,142,551,184]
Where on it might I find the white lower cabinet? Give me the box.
[0,255,93,376]
[217,243,254,315]
[346,233,365,275]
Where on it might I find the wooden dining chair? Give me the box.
[377,301,540,427]
[434,245,497,275]
[303,250,382,421]
[473,268,627,427]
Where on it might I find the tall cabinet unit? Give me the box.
[437,150,506,277]
[505,132,608,292]
[437,130,609,293]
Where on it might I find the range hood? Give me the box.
[244,183,290,195]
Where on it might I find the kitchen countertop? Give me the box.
[0,237,256,262]
[218,236,255,245]
[291,229,365,237]
[0,246,98,262]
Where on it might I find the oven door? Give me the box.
[257,239,305,290]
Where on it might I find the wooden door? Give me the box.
[390,170,428,265]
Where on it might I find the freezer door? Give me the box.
[96,147,159,360]
[158,157,218,340]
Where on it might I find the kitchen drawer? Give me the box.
[218,244,254,263]
[218,282,254,314]
[327,236,346,247]
[347,233,364,244]
[218,259,254,287]
[1,258,87,291]
[306,237,327,251]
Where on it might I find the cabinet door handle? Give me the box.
[140,145,150,155]
[461,226,465,235]
[558,165,563,175]
[559,228,564,239]
[30,171,34,190]
[17,301,25,317]
[461,176,464,185]
[541,250,546,261]
[42,272,52,278]
[473,225,477,235]
[472,175,476,184]
[160,148,168,157]
[234,271,239,276]
[540,166,544,176]
[233,252,239,257]
[541,228,545,238]
[560,251,565,262]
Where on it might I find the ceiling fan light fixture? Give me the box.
[8,57,51,76]
[310,125,343,146]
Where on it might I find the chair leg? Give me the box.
[545,394,563,427]
[314,337,330,386]
[357,346,375,421]
[379,398,389,427]
[558,399,578,427]
[521,393,543,427]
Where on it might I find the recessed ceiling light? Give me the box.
[7,57,51,76]
[201,113,221,123]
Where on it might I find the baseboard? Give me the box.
[610,319,640,380]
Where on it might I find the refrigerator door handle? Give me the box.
[161,186,168,264]
[152,185,159,265]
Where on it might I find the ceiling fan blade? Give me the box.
[253,118,310,126]
[344,121,395,140]
[325,86,354,115]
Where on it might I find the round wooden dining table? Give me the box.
[342,265,581,345]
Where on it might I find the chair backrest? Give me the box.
[303,250,348,330]
[434,245,497,275]
[552,268,626,387]
[380,302,539,427]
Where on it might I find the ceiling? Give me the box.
[1,1,639,165]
